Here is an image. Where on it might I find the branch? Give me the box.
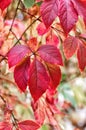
[14,16,41,46]
[0,74,16,86]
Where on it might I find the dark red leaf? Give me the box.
[38,45,63,66]
[77,42,86,71]
[7,45,30,68]
[0,122,12,130]
[18,120,40,130]
[46,63,61,90]
[63,36,79,59]
[59,0,78,34]
[41,0,59,28]
[0,0,12,11]
[14,57,30,92]
[28,59,50,101]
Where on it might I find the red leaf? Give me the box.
[34,106,45,125]
[63,36,79,59]
[46,63,61,90]
[38,45,63,66]
[72,0,86,24]
[18,120,40,130]
[14,57,30,92]
[41,0,59,28]
[77,42,86,71]
[0,122,12,130]
[36,22,49,36]
[32,91,61,129]
[27,37,37,51]
[32,100,45,125]
[46,33,59,46]
[0,0,12,11]
[28,59,50,101]
[59,0,78,34]
[7,45,30,68]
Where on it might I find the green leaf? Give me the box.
[24,0,35,8]
[41,125,49,130]
[36,1,42,6]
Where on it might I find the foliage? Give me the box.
[0,0,86,130]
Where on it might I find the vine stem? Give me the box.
[0,95,18,129]
[6,0,21,39]
[0,74,16,86]
[9,0,21,31]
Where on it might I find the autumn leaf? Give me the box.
[0,0,12,11]
[32,92,61,130]
[77,42,86,71]
[27,37,38,51]
[0,122,13,130]
[38,45,63,66]
[46,63,61,90]
[18,120,40,130]
[46,33,59,46]
[41,0,59,28]
[7,45,30,68]
[41,0,86,34]
[59,0,78,34]
[32,100,45,125]
[72,0,86,24]
[14,57,30,92]
[36,22,49,36]
[28,59,50,101]
[63,36,79,59]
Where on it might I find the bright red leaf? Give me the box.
[14,57,30,92]
[28,59,50,102]
[77,42,86,71]
[36,22,49,36]
[0,0,12,11]
[0,122,12,130]
[18,120,40,130]
[63,36,79,59]
[41,0,59,28]
[59,0,78,34]
[46,63,61,90]
[40,0,86,33]
[7,45,30,68]
[38,45,63,66]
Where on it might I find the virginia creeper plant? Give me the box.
[0,0,86,130]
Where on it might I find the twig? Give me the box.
[0,74,16,86]
[14,16,41,46]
